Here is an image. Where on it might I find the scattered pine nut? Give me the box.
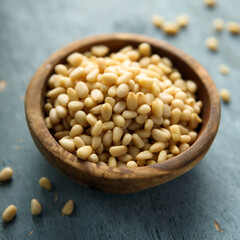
[31,199,42,216]
[219,89,231,103]
[61,200,74,216]
[39,177,52,191]
[205,37,219,51]
[204,0,217,7]
[151,15,164,28]
[2,205,17,223]
[0,167,13,181]
[227,21,240,35]
[162,22,180,35]
[176,14,189,28]
[219,65,230,75]
[0,80,7,92]
[213,18,224,32]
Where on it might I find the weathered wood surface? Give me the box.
[0,0,239,239]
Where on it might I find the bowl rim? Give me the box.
[25,33,221,181]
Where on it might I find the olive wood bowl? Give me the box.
[25,33,220,194]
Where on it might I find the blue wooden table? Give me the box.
[1,0,240,239]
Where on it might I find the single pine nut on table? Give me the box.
[44,42,203,167]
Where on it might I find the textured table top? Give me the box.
[1,0,240,239]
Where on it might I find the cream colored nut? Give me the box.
[118,154,133,163]
[91,45,109,57]
[149,142,165,153]
[101,103,112,121]
[70,124,83,138]
[77,146,93,159]
[204,0,217,7]
[102,130,113,146]
[117,73,132,85]
[55,64,68,76]
[101,73,118,85]
[213,18,224,32]
[170,125,181,142]
[46,87,65,99]
[31,199,42,216]
[137,104,151,114]
[117,84,129,98]
[122,133,132,145]
[108,157,117,168]
[68,101,84,111]
[135,114,148,125]
[91,120,103,136]
[75,82,89,98]
[176,14,189,28]
[69,67,85,80]
[169,144,180,155]
[152,100,164,117]
[67,53,84,67]
[86,69,99,82]
[126,161,138,168]
[2,205,17,223]
[113,127,124,143]
[126,92,138,110]
[92,136,101,149]
[151,15,164,28]
[122,110,137,119]
[58,94,70,107]
[67,88,79,101]
[205,37,219,51]
[227,21,240,35]
[73,136,85,148]
[138,43,151,57]
[219,65,230,75]
[152,129,171,142]
[39,177,52,191]
[109,145,127,157]
[0,167,13,181]
[91,89,104,103]
[136,150,153,161]
[144,119,154,131]
[112,114,125,128]
[162,22,179,35]
[59,138,75,152]
[219,89,231,103]
[88,154,99,163]
[54,131,70,140]
[132,133,145,149]
[102,121,115,131]
[138,77,153,88]
[62,200,74,216]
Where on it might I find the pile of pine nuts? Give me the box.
[44,43,202,168]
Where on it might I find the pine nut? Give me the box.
[88,154,99,163]
[2,205,17,223]
[109,145,127,157]
[108,157,117,168]
[31,199,42,216]
[101,103,112,121]
[132,133,145,148]
[149,142,166,153]
[59,138,75,152]
[126,161,138,168]
[136,150,153,160]
[39,177,52,191]
[0,167,13,181]
[77,146,93,159]
[62,200,74,216]
[91,120,103,136]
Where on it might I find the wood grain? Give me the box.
[25,33,220,193]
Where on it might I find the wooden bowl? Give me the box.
[25,33,220,194]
